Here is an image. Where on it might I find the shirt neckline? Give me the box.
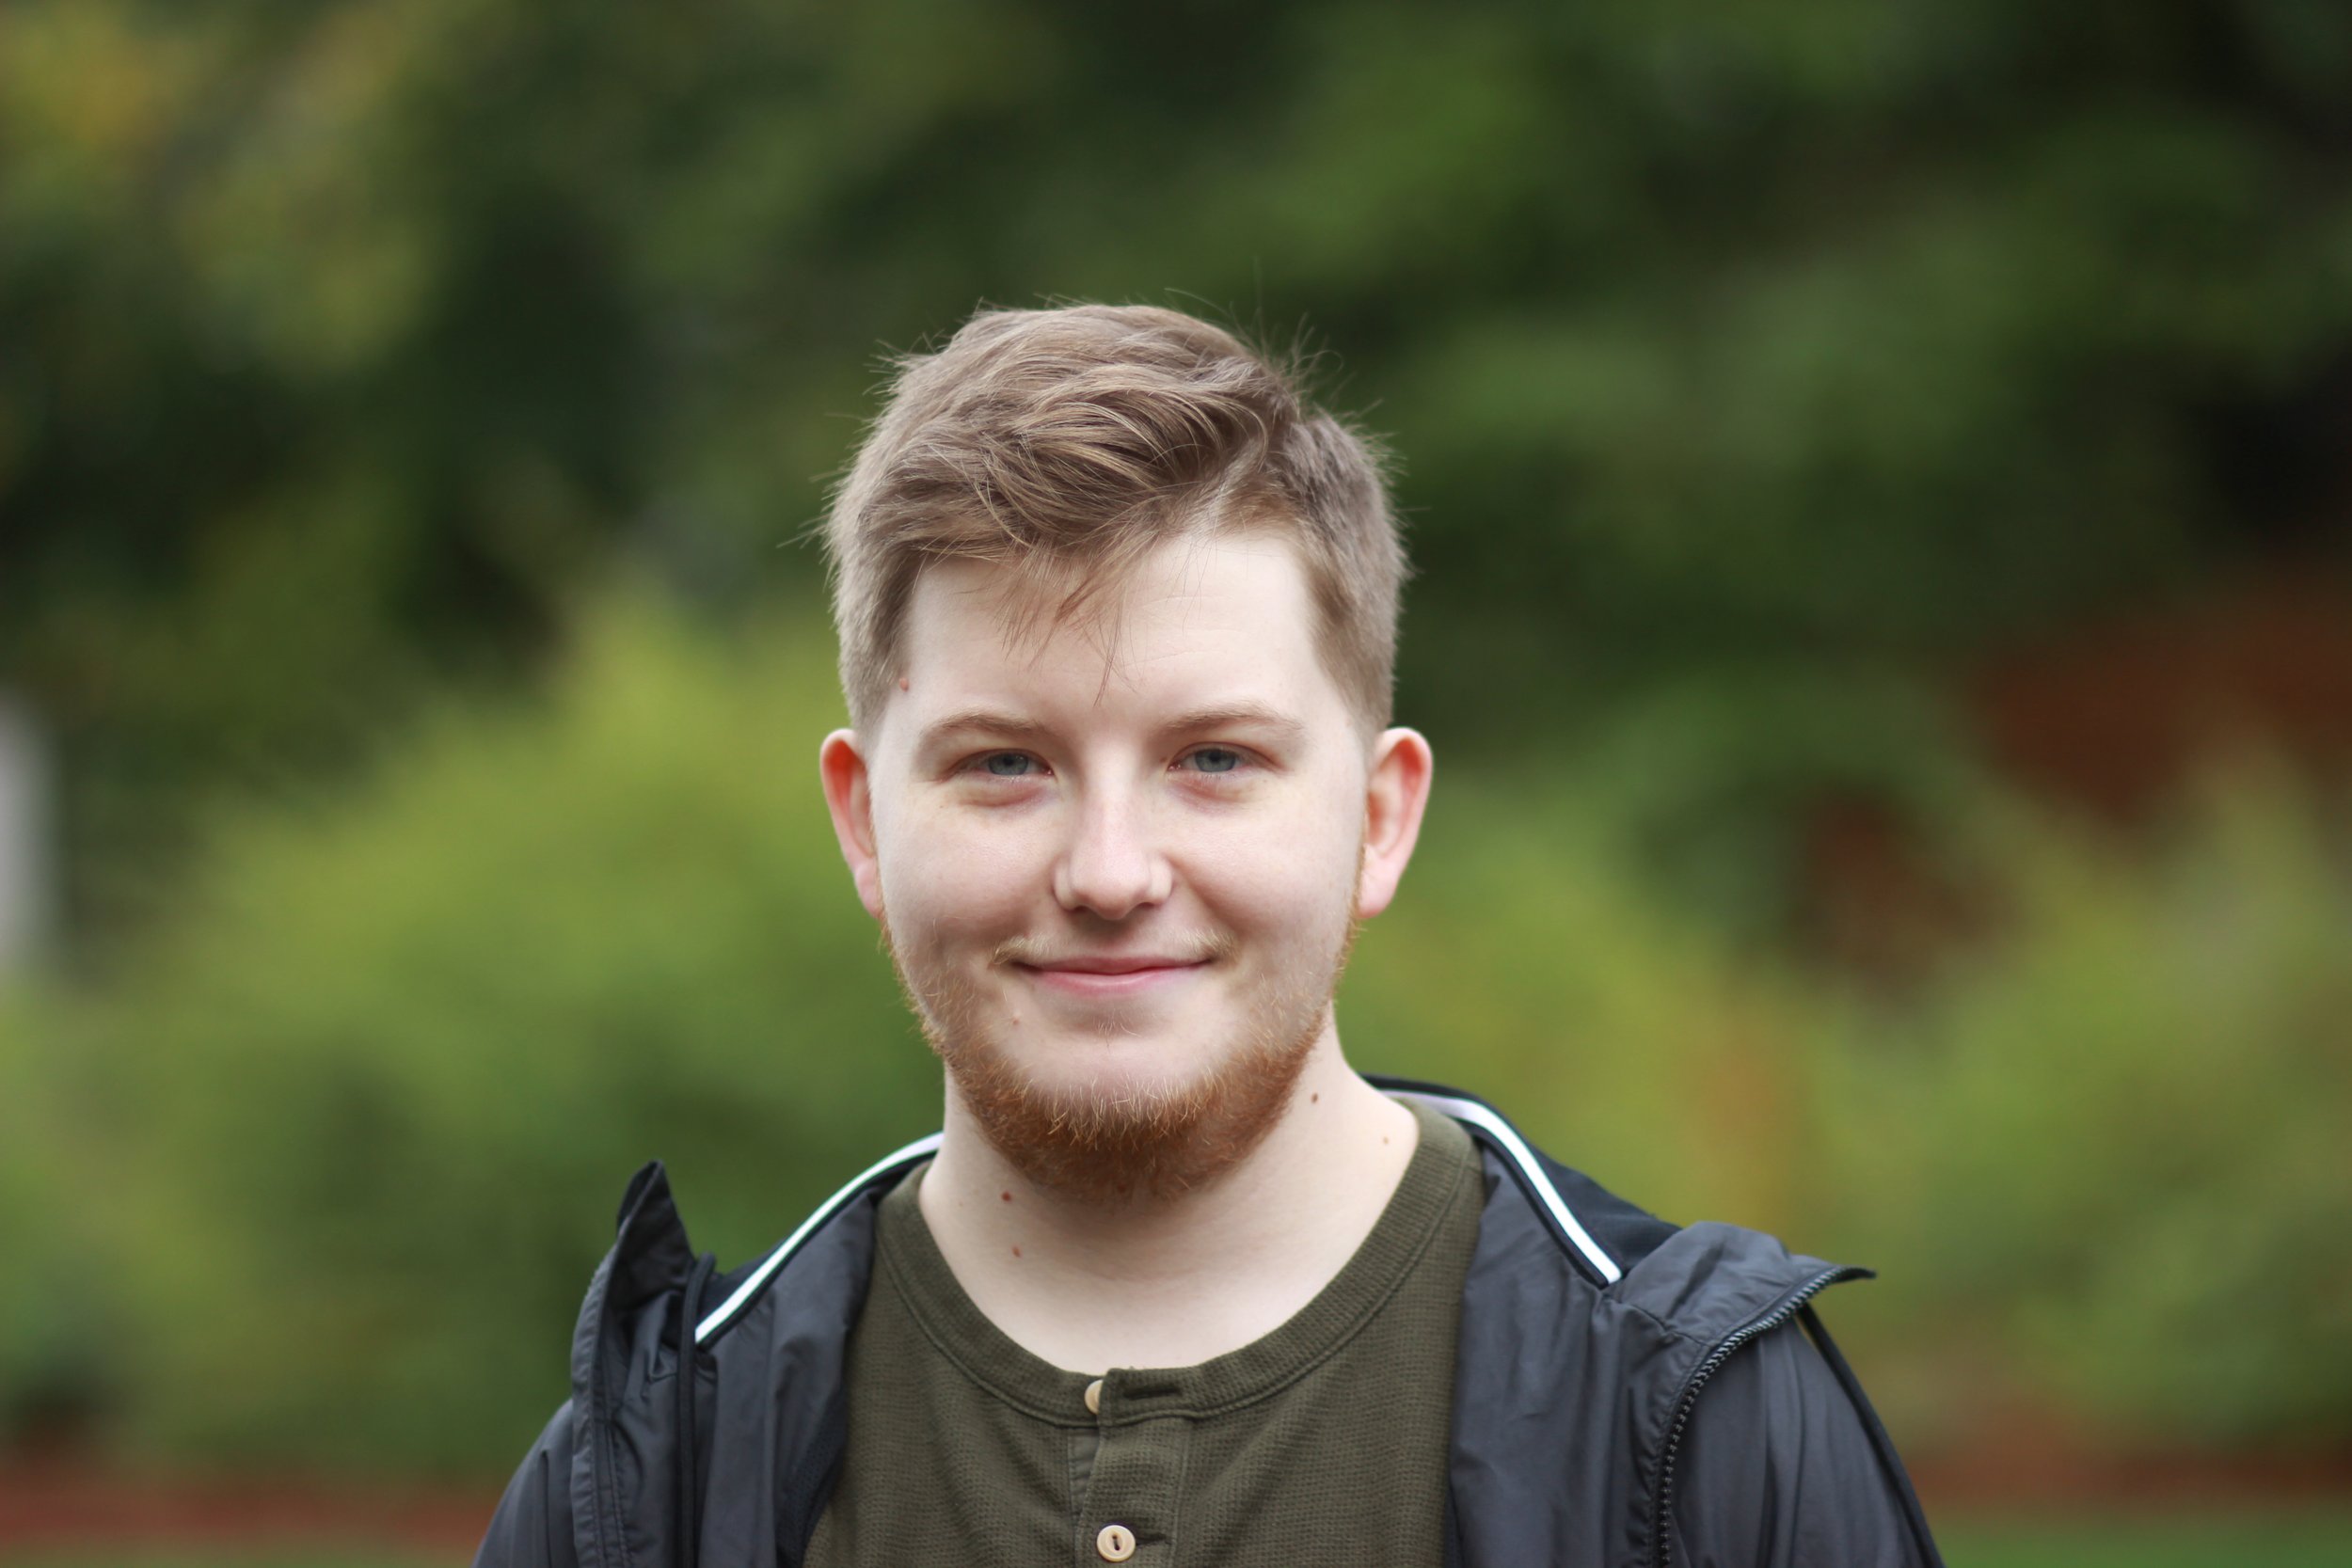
[873,1099,1478,1427]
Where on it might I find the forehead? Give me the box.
[888,533,1342,736]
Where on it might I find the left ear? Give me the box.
[1356,726,1434,919]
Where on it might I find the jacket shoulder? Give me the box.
[1391,1079,1937,1568]
[475,1162,701,1568]
[473,1143,934,1568]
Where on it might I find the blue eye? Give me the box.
[982,752,1036,777]
[1185,748,1243,774]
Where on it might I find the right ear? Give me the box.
[819,729,884,920]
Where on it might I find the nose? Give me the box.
[1053,784,1172,920]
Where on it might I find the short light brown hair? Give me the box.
[823,304,1406,734]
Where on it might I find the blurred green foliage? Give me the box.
[58,597,942,1472]
[1,595,2344,1474]
[6,0,2352,1489]
[1350,752,2352,1450]
[6,0,2351,936]
[0,989,102,1437]
[1819,778,2352,1444]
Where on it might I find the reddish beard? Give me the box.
[879,911,1361,1204]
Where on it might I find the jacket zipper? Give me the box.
[1648,1265,1865,1568]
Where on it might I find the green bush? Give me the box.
[87,593,938,1474]
[1349,760,2352,1453]
[0,987,112,1436]
[1823,774,2352,1447]
[1345,773,1829,1243]
[31,590,2352,1474]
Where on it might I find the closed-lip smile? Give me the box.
[1013,954,1212,993]
[1031,955,1200,974]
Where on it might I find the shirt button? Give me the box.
[1095,1523,1136,1561]
[1083,1378,1104,1416]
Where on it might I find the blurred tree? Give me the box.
[4,0,2350,944]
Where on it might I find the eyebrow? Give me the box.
[1158,702,1309,743]
[914,708,1054,752]
[914,701,1308,753]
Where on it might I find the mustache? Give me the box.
[989,930,1239,969]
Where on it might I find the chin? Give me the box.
[935,1014,1322,1205]
[1013,1024,1229,1101]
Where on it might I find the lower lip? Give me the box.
[1017,962,1210,998]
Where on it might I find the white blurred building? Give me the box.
[0,693,53,975]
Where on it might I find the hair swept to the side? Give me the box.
[822,303,1407,733]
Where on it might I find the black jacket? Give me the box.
[474,1079,1943,1568]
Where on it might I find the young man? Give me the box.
[474,306,1943,1568]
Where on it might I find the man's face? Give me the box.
[821,531,1429,1198]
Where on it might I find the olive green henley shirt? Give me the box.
[804,1101,1483,1568]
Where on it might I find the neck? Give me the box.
[917,1030,1418,1373]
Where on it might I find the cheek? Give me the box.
[879,801,1047,941]
[1190,788,1363,932]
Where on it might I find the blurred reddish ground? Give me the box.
[4,1436,2350,1553]
[1909,1442,2352,1517]
[0,1450,499,1554]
